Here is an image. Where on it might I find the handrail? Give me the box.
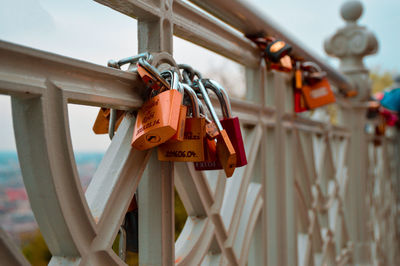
[189,0,353,92]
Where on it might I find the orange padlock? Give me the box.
[161,71,187,142]
[132,71,183,150]
[158,84,206,162]
[92,54,152,135]
[300,62,335,109]
[92,108,125,134]
[196,98,218,162]
[197,98,220,140]
[198,102,218,162]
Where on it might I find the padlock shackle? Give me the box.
[160,70,180,92]
[301,61,326,81]
[179,64,203,86]
[197,80,224,131]
[204,79,232,119]
[182,71,192,85]
[108,52,152,70]
[172,71,180,92]
[301,61,322,73]
[181,83,200,118]
[197,100,215,125]
[145,70,180,101]
[118,226,127,261]
[138,58,171,90]
[178,64,195,80]
[107,54,153,140]
[197,98,204,114]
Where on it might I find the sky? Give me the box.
[0,0,399,151]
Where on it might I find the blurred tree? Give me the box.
[21,230,51,266]
[175,188,188,241]
[370,69,394,94]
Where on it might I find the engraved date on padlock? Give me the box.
[158,117,206,162]
[164,150,199,158]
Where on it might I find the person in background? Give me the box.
[380,74,400,113]
[372,74,400,127]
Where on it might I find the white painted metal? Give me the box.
[0,0,398,266]
[0,228,30,266]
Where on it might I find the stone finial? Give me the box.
[341,0,363,23]
[324,0,378,101]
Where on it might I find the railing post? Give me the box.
[137,0,175,265]
[324,1,378,264]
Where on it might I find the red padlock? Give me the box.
[207,80,247,167]
[194,80,237,177]
[294,61,308,113]
[194,80,247,171]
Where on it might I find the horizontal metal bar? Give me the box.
[94,0,161,20]
[173,0,260,67]
[95,0,260,67]
[281,113,350,136]
[0,40,145,109]
[0,41,347,135]
[188,0,353,92]
[0,40,272,121]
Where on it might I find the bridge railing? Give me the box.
[0,0,398,265]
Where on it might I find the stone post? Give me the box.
[324,1,378,264]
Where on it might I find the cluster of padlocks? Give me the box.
[249,35,354,112]
[91,35,357,185]
[93,52,247,178]
[92,36,353,180]
[89,35,362,258]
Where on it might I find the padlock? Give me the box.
[204,80,247,167]
[161,71,187,142]
[294,90,308,113]
[197,99,218,162]
[301,62,335,109]
[205,120,220,140]
[197,98,220,140]
[137,57,171,92]
[132,70,183,150]
[93,53,153,135]
[158,84,206,162]
[366,100,380,119]
[293,61,309,113]
[196,80,237,177]
[266,40,292,62]
[92,108,125,134]
[125,195,139,253]
[270,54,292,72]
[248,36,293,72]
[204,139,217,162]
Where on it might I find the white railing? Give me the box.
[0,0,399,265]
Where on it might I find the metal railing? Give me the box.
[0,0,398,265]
